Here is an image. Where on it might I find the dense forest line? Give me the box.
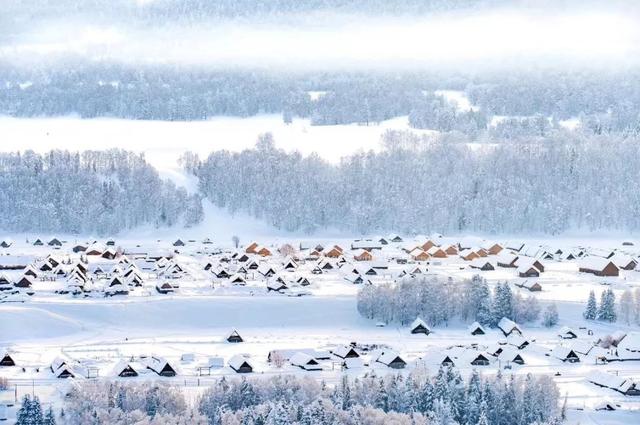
[184,128,640,235]
[58,369,560,425]
[2,65,640,134]
[0,150,203,235]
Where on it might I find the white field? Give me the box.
[0,114,437,186]
[1,236,640,423]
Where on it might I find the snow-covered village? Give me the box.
[2,234,640,424]
[3,0,640,424]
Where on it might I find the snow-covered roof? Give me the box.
[468,321,485,334]
[497,317,520,334]
[579,256,617,272]
[375,350,405,366]
[332,346,359,358]
[558,326,577,338]
[289,352,321,369]
[411,317,430,331]
[618,332,640,352]
[351,240,382,250]
[496,252,518,264]
[551,345,579,361]
[228,354,253,370]
[588,370,637,394]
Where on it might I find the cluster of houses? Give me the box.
[2,233,639,301]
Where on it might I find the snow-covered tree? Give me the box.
[542,303,559,327]
[584,290,597,320]
[597,289,617,323]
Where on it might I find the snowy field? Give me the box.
[1,234,640,423]
[0,115,437,184]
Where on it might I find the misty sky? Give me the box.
[1,0,639,70]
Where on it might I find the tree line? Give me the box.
[357,275,542,327]
[0,150,203,235]
[57,368,561,424]
[3,64,640,135]
[186,128,640,234]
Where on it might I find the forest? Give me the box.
[55,368,560,425]
[184,127,640,234]
[357,275,542,327]
[2,65,640,134]
[0,150,203,235]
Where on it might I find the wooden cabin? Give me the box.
[229,355,253,373]
[376,351,406,369]
[226,330,243,343]
[354,250,373,262]
[579,257,619,277]
[410,318,431,335]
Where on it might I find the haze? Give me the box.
[2,2,639,71]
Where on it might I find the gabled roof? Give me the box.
[468,321,485,334]
[144,356,177,376]
[551,345,579,361]
[332,346,359,359]
[375,350,405,366]
[410,317,430,331]
[497,317,521,335]
[228,354,253,371]
[579,256,618,272]
[290,352,321,370]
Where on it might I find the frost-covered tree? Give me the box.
[0,150,202,234]
[542,303,559,327]
[619,289,634,325]
[584,290,597,320]
[597,289,617,323]
[16,395,43,425]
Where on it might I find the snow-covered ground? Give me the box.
[1,235,640,423]
[0,115,436,184]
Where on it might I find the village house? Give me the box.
[331,346,360,359]
[552,346,580,363]
[226,330,243,343]
[145,356,177,376]
[495,252,518,268]
[459,249,480,261]
[589,371,640,396]
[14,275,35,288]
[427,246,447,258]
[351,240,382,251]
[290,352,323,371]
[516,280,542,291]
[112,360,141,377]
[353,249,373,261]
[469,322,486,335]
[375,351,407,369]
[410,317,431,335]
[517,264,540,278]
[498,317,522,337]
[245,242,259,254]
[469,259,495,271]
[578,257,619,277]
[155,282,174,294]
[229,355,253,373]
[443,245,458,255]
[324,245,343,258]
[0,350,16,366]
[610,253,637,271]
[410,248,430,261]
[558,326,578,339]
